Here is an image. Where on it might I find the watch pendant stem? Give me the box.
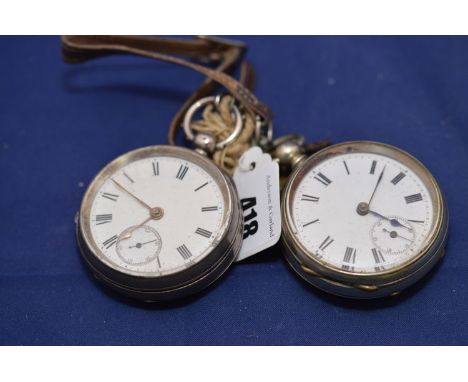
[270,135,307,176]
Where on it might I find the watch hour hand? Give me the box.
[120,216,152,240]
[408,219,425,224]
[367,209,387,220]
[368,209,411,230]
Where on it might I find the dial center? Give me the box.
[356,202,369,216]
[150,206,164,220]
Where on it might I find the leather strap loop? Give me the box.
[61,36,272,144]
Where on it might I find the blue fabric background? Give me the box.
[1,36,467,345]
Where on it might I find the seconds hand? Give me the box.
[382,228,412,241]
[129,239,158,249]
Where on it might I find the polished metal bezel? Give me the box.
[76,145,243,302]
[281,141,448,298]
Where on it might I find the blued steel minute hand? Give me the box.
[367,165,386,206]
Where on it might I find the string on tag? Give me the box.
[189,95,255,175]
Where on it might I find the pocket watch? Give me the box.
[63,36,276,302]
[77,145,243,302]
[280,140,448,299]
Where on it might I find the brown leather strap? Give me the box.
[61,36,272,144]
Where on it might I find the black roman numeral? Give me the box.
[372,248,386,271]
[343,160,350,175]
[123,172,135,183]
[314,172,332,186]
[95,214,112,225]
[201,206,218,212]
[370,160,377,174]
[152,162,159,176]
[102,235,118,249]
[176,165,189,180]
[342,246,357,271]
[319,235,334,251]
[195,227,212,238]
[391,172,406,185]
[405,193,423,204]
[102,192,119,202]
[177,244,192,260]
[301,194,319,202]
[303,219,319,227]
[194,182,209,192]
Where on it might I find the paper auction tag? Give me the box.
[233,147,282,261]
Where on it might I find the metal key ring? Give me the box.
[183,96,243,150]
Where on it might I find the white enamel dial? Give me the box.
[291,152,435,274]
[88,155,227,276]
